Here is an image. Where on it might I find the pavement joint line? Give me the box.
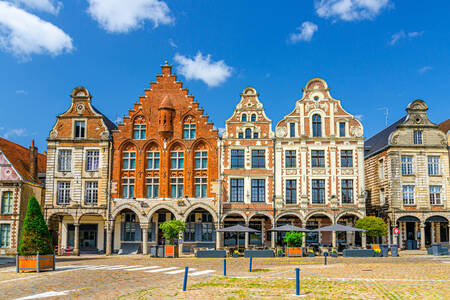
[190,270,216,276]
[145,267,179,273]
[107,265,142,270]
[126,266,160,271]
[165,268,197,275]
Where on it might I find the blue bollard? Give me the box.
[249,257,253,272]
[296,268,300,296]
[182,266,189,291]
[224,258,227,276]
[324,252,327,265]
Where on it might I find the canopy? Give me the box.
[268,224,311,232]
[313,224,365,232]
[217,224,259,233]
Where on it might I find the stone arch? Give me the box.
[336,211,364,222]
[76,212,106,224]
[425,215,449,223]
[183,203,217,223]
[182,114,196,124]
[131,113,147,124]
[111,203,146,223]
[190,138,214,151]
[305,210,334,223]
[143,139,163,152]
[117,139,138,152]
[396,215,421,223]
[167,140,187,152]
[275,211,305,224]
[248,211,274,225]
[146,204,181,222]
[221,211,247,223]
[46,211,76,224]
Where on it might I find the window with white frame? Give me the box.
[341,179,353,204]
[312,114,322,137]
[341,150,353,167]
[0,224,10,248]
[58,150,72,172]
[171,151,184,169]
[146,178,159,198]
[74,121,85,138]
[231,149,244,168]
[429,185,442,205]
[86,150,99,171]
[289,123,295,137]
[251,179,265,202]
[1,191,13,214]
[401,156,413,175]
[378,159,385,179]
[413,130,423,144]
[133,124,146,139]
[171,177,183,198]
[85,181,98,205]
[57,181,71,204]
[428,156,440,175]
[285,150,296,168]
[122,178,134,198]
[195,151,207,169]
[312,179,325,204]
[123,152,136,170]
[251,150,265,168]
[286,180,296,204]
[183,123,196,139]
[251,114,256,122]
[241,114,247,122]
[195,177,207,198]
[339,122,346,137]
[402,185,415,205]
[230,178,244,202]
[311,150,325,167]
[146,151,160,170]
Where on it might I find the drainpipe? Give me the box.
[106,138,113,255]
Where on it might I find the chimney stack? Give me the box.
[29,140,38,182]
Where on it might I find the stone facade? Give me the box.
[365,100,450,249]
[44,87,116,255]
[274,78,366,248]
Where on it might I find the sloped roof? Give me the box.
[364,116,407,158]
[0,137,46,184]
[438,119,450,134]
[91,105,118,132]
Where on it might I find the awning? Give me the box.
[217,224,259,233]
[426,216,448,223]
[268,224,311,232]
[397,216,420,223]
[312,224,365,232]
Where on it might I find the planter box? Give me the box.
[244,250,274,258]
[233,254,240,258]
[196,250,226,258]
[330,253,338,258]
[165,245,178,258]
[308,252,315,257]
[286,247,303,257]
[17,254,55,273]
[343,249,375,257]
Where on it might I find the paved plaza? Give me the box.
[0,252,449,299]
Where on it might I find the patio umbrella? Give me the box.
[268,224,311,232]
[312,224,365,232]
[217,225,259,250]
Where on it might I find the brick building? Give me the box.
[274,78,366,249]
[218,87,275,249]
[0,138,46,255]
[365,100,449,249]
[110,63,219,255]
[44,87,116,255]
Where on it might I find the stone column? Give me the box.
[73,223,80,256]
[431,222,435,244]
[332,231,337,248]
[361,233,367,249]
[261,220,265,246]
[387,221,391,245]
[436,223,441,243]
[302,233,306,247]
[106,221,113,255]
[155,221,159,245]
[141,224,149,255]
[57,216,63,256]
[420,224,426,250]
[271,231,275,249]
[245,232,249,249]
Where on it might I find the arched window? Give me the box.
[312,114,321,137]
[245,128,251,139]
[251,114,256,122]
[241,114,247,122]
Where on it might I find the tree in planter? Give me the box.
[355,216,387,244]
[284,231,304,247]
[18,196,53,255]
[159,220,186,245]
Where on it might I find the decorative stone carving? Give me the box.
[319,102,328,112]
[276,127,287,138]
[286,169,297,175]
[312,169,326,175]
[350,126,363,137]
[100,130,109,139]
[341,169,354,175]
[391,133,399,145]
[76,104,85,114]
[49,129,58,139]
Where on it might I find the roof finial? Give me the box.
[164,60,168,66]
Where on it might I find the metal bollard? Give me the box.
[296,268,300,296]
[16,254,18,273]
[324,252,327,265]
[249,257,253,272]
[223,259,227,276]
[182,266,189,291]
[36,251,40,273]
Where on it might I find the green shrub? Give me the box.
[159,219,186,245]
[355,216,387,243]
[18,196,53,255]
[284,231,304,247]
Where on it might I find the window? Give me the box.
[312,114,321,137]
[430,186,442,205]
[311,150,325,167]
[238,132,243,139]
[253,132,259,139]
[1,191,12,214]
[341,180,353,204]
[0,224,10,248]
[133,124,146,139]
[195,151,207,169]
[122,178,135,198]
[231,150,244,168]
[285,150,296,168]
[401,156,413,175]
[171,177,184,198]
[183,124,196,139]
[402,185,415,205]
[230,178,244,202]
[428,156,440,175]
[251,114,256,122]
[245,128,251,139]
[124,212,137,241]
[185,222,195,242]
[312,179,325,204]
[341,150,353,167]
[58,150,72,172]
[123,152,136,170]
[85,181,98,205]
[413,130,422,144]
[146,178,159,198]
[241,114,247,122]
[251,179,265,202]
[290,123,295,137]
[339,122,346,137]
[286,180,296,204]
[379,188,385,206]
[86,150,99,171]
[202,223,214,241]
[195,177,207,198]
[146,151,160,170]
[74,121,85,138]
[171,151,184,169]
[378,159,385,179]
[57,182,70,204]
[251,150,265,168]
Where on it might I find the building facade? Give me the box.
[44,87,116,255]
[365,100,450,249]
[274,78,366,248]
[0,138,46,255]
[218,87,275,249]
[110,63,219,255]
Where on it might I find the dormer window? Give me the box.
[241,114,247,122]
[74,121,85,138]
[339,122,345,137]
[413,130,422,144]
[290,123,295,137]
[253,132,259,139]
[251,114,256,122]
[183,123,196,139]
[312,114,321,137]
[133,124,146,139]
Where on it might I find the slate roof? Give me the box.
[0,137,46,184]
[91,105,118,132]
[364,116,407,158]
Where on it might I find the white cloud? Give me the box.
[174,52,232,87]
[86,0,173,33]
[2,128,27,139]
[389,30,424,45]
[418,66,432,74]
[408,31,424,38]
[289,21,318,43]
[315,0,391,21]
[15,89,27,94]
[168,38,177,48]
[0,2,73,60]
[11,0,62,14]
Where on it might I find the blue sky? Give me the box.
[0,0,449,151]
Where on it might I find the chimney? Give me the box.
[29,140,38,182]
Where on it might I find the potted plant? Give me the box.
[233,250,240,258]
[17,196,54,272]
[355,216,387,246]
[277,249,283,257]
[331,250,338,258]
[307,249,315,257]
[374,248,382,257]
[159,220,186,258]
[284,231,304,257]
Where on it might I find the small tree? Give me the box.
[355,216,387,244]
[18,196,53,255]
[284,231,304,247]
[159,220,186,245]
